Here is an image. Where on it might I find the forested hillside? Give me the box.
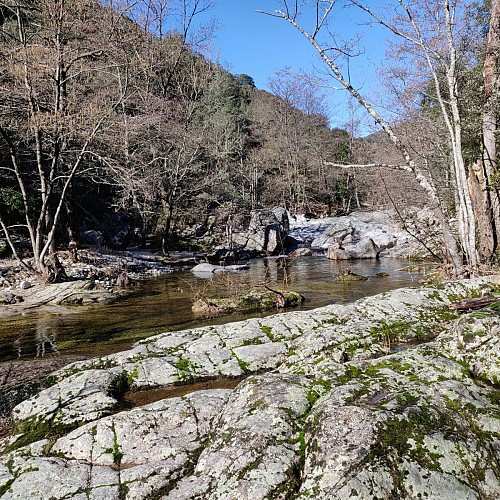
[0,0,364,268]
[0,0,497,277]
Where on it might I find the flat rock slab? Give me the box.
[0,281,118,318]
[1,277,500,498]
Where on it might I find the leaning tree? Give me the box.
[258,0,498,276]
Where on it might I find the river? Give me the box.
[0,256,428,362]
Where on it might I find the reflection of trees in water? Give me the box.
[263,257,294,288]
[12,316,59,358]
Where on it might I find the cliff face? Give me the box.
[1,278,500,498]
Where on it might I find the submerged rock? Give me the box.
[334,272,368,281]
[1,278,500,498]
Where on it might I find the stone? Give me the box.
[2,278,500,498]
[0,291,23,305]
[18,280,32,290]
[290,247,313,257]
[344,236,381,259]
[80,229,104,247]
[190,263,250,276]
[289,209,431,259]
[242,208,289,255]
[327,237,380,260]
[326,243,351,260]
[310,216,353,249]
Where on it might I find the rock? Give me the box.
[326,243,351,260]
[290,247,313,257]
[18,280,32,290]
[79,229,104,247]
[343,237,381,259]
[192,288,305,315]
[166,374,312,499]
[271,206,290,233]
[310,216,353,249]
[242,208,289,255]
[0,291,23,305]
[2,278,500,498]
[290,209,432,259]
[205,247,243,263]
[327,238,380,260]
[334,272,368,281]
[190,263,250,277]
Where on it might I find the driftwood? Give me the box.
[449,293,499,312]
[261,283,286,309]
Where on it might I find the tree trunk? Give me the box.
[480,0,500,260]
[161,201,174,255]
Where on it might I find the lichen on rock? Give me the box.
[1,277,500,498]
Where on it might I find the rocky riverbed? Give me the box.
[0,277,499,498]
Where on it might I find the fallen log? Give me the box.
[449,293,499,312]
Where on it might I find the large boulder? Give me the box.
[290,209,435,259]
[328,237,381,260]
[310,216,353,249]
[237,208,290,255]
[326,243,351,260]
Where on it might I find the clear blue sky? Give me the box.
[208,1,388,131]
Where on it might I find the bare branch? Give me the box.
[324,162,412,172]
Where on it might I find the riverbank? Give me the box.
[0,249,185,317]
[1,276,499,498]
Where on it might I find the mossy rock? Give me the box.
[334,273,368,282]
[57,290,118,305]
[192,288,305,315]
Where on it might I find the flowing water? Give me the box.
[0,256,428,362]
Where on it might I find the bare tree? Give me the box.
[0,0,125,273]
[104,0,217,254]
[257,0,485,275]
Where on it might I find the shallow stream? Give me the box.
[0,256,428,362]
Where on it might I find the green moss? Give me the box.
[174,358,197,381]
[0,478,15,497]
[426,290,444,301]
[260,325,274,340]
[336,364,361,384]
[370,320,408,343]
[7,417,78,453]
[118,481,130,500]
[175,358,191,372]
[110,372,131,399]
[370,406,443,473]
[126,367,139,386]
[111,421,124,465]
[42,374,58,388]
[235,355,250,373]
[334,273,367,282]
[486,390,500,405]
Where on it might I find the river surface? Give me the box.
[0,256,427,362]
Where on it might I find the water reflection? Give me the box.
[10,315,59,359]
[0,256,427,362]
